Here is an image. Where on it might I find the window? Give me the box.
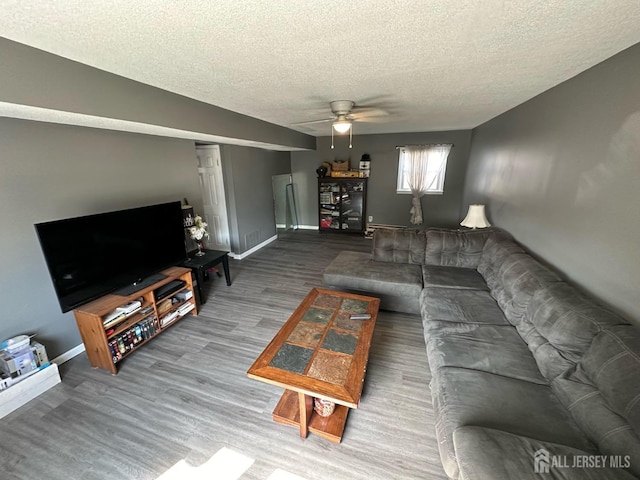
[396,144,452,194]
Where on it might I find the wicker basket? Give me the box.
[157,299,172,314]
[331,159,349,171]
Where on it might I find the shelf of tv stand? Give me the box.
[72,266,197,374]
[106,306,155,340]
[113,332,157,364]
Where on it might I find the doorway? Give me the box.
[196,145,231,251]
[272,173,299,231]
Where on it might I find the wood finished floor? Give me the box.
[1,231,447,480]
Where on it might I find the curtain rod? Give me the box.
[395,144,454,149]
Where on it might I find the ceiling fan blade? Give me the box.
[352,106,388,116]
[353,94,395,107]
[353,115,388,123]
[290,118,332,126]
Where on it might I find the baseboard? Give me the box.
[276,225,318,231]
[228,234,278,260]
[51,343,86,365]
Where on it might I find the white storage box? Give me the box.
[0,363,61,419]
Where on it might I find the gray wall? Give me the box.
[0,37,314,151]
[464,43,640,323]
[0,118,202,357]
[292,131,473,228]
[220,145,291,254]
[0,38,311,358]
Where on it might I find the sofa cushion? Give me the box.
[491,253,562,326]
[579,326,640,437]
[323,250,423,298]
[553,373,640,478]
[424,227,493,268]
[431,367,594,479]
[420,287,509,325]
[477,231,525,290]
[422,265,488,290]
[517,283,629,381]
[371,228,426,264]
[454,426,636,480]
[425,321,546,384]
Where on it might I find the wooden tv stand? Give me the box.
[72,266,197,374]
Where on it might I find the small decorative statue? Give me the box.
[316,166,328,178]
[359,153,371,177]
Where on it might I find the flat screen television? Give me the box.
[35,201,188,313]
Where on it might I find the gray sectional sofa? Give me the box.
[323,227,640,479]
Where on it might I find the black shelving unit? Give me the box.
[318,177,368,234]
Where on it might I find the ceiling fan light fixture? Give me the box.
[332,120,352,133]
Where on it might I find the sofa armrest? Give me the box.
[454,426,635,480]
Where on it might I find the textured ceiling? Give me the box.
[2,1,640,138]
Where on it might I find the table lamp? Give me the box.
[460,204,491,229]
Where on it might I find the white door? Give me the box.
[196,145,231,251]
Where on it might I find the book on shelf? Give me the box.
[134,325,142,343]
[109,339,121,363]
[108,315,160,363]
[141,320,149,340]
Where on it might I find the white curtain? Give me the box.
[404,144,452,224]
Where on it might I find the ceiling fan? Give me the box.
[293,99,389,148]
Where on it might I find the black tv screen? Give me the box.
[35,201,188,313]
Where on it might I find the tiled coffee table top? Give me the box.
[247,288,380,407]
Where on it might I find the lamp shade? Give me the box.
[332,120,352,133]
[460,204,491,229]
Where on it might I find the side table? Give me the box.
[180,249,231,305]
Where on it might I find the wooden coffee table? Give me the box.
[247,288,380,443]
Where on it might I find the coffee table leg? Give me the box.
[298,392,313,438]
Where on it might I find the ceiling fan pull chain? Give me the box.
[349,125,353,149]
[331,126,335,149]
